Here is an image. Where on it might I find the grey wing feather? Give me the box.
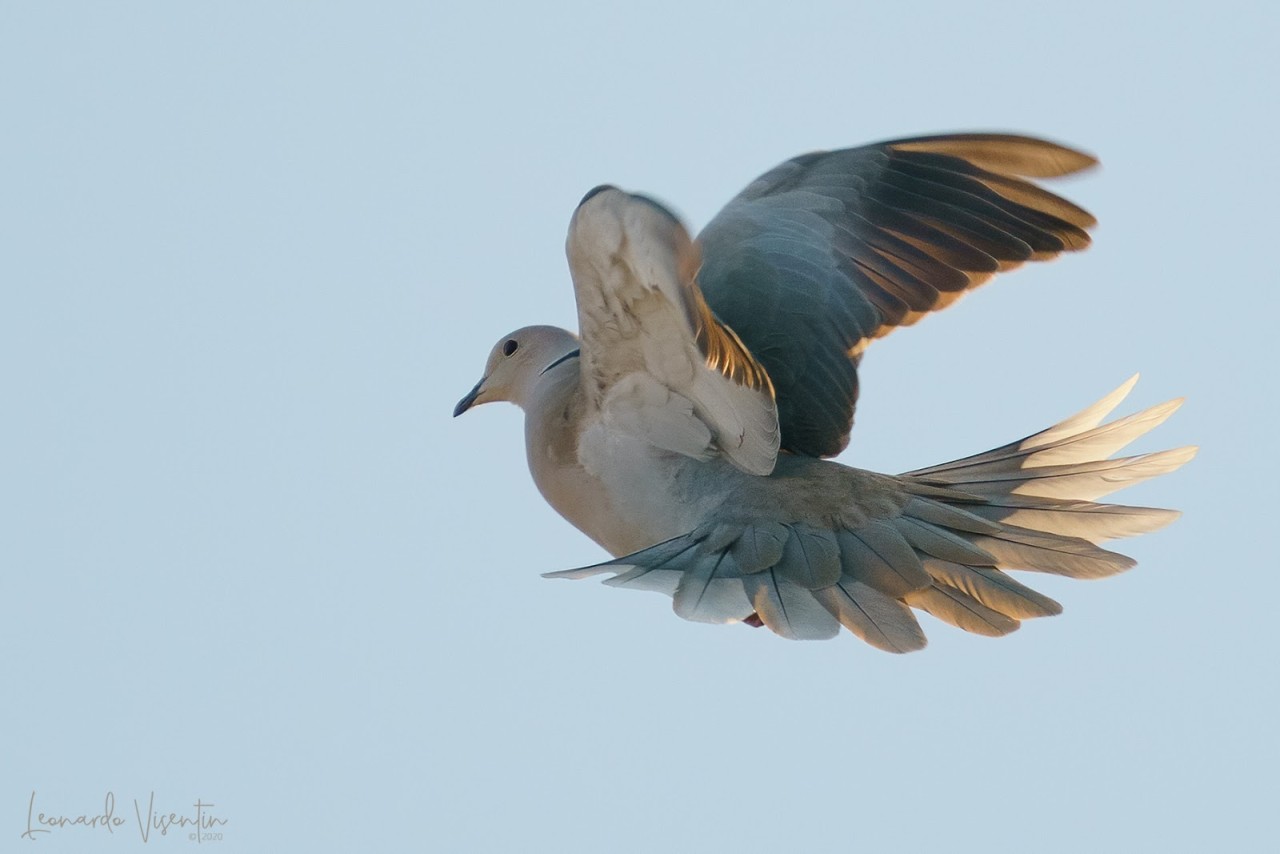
[696,133,1098,457]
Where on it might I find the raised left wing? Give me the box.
[566,186,780,475]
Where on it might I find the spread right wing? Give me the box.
[696,133,1098,459]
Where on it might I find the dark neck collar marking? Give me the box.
[540,348,581,375]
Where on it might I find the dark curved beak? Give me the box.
[453,379,484,417]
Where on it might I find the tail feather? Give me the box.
[892,517,998,566]
[968,525,1135,579]
[673,552,754,624]
[543,378,1193,652]
[813,581,927,653]
[838,523,931,596]
[1032,374,1138,442]
[907,374,1141,477]
[919,447,1196,501]
[907,373,1191,480]
[904,585,1020,637]
[913,399,1184,477]
[746,572,841,640]
[963,496,1181,543]
[777,526,843,588]
[922,559,1063,619]
[902,496,1002,535]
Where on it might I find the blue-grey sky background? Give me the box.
[3,2,1275,851]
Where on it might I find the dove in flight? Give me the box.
[454,133,1195,651]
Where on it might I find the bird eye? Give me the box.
[502,339,519,357]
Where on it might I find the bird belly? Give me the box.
[526,404,708,557]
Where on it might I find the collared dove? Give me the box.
[454,133,1195,652]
